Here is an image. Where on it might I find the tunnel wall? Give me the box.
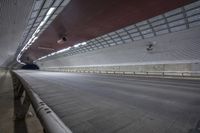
[39,63,200,76]
[41,63,199,72]
[36,26,200,73]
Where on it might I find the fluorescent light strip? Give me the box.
[17,7,56,64]
[35,41,87,61]
[47,7,55,15]
[36,46,72,61]
[74,42,87,47]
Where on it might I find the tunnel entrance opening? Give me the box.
[21,64,39,70]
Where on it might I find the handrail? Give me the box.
[12,71,72,133]
[47,69,200,78]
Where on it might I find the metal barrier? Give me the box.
[11,71,72,133]
[47,69,200,78]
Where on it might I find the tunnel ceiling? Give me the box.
[21,0,194,62]
[0,0,34,67]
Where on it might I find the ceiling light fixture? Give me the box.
[57,35,67,44]
[17,7,56,64]
[35,41,87,62]
[38,46,55,51]
[74,42,87,48]
[35,46,72,62]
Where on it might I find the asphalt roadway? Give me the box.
[15,70,200,133]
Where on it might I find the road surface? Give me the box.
[15,70,200,133]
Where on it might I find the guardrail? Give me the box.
[11,71,72,133]
[46,69,200,78]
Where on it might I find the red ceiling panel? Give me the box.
[21,0,194,62]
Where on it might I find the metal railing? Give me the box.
[11,71,72,133]
[47,69,200,78]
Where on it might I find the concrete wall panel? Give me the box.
[37,27,200,72]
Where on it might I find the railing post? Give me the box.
[15,84,24,99]
[14,90,30,120]
[21,93,31,119]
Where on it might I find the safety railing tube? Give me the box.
[12,71,72,133]
[56,69,200,78]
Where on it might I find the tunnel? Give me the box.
[21,64,40,70]
[0,0,200,133]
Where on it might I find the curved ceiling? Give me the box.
[21,0,194,63]
[0,0,34,67]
